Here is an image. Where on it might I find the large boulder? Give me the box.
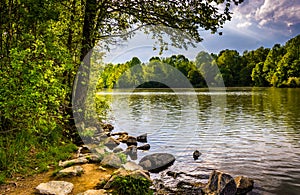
[138,153,175,173]
[101,153,122,168]
[234,176,254,195]
[202,170,237,195]
[35,181,74,195]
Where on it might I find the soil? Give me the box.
[0,164,116,195]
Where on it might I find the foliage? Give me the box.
[110,175,153,195]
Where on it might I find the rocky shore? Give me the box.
[33,123,254,195]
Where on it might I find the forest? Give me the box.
[98,34,300,89]
[0,0,246,183]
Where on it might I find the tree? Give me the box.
[216,49,242,86]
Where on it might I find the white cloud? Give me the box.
[232,0,300,34]
[237,21,252,28]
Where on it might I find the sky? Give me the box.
[103,0,300,63]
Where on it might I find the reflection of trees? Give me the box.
[251,88,300,142]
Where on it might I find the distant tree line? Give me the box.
[98,34,300,88]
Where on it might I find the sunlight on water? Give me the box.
[97,87,300,194]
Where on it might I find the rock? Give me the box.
[35,181,74,195]
[125,145,137,160]
[116,134,129,143]
[104,137,120,150]
[101,153,122,168]
[94,147,107,155]
[77,189,106,195]
[122,161,144,171]
[104,169,151,189]
[97,166,107,171]
[193,150,201,160]
[176,181,204,194]
[80,145,92,154]
[138,153,176,173]
[202,170,237,195]
[111,132,128,136]
[57,166,84,177]
[126,136,137,146]
[137,133,147,143]
[113,147,124,153]
[137,144,150,150]
[59,157,88,167]
[101,123,114,132]
[234,176,254,195]
[86,154,103,163]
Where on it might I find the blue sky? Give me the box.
[103,0,300,63]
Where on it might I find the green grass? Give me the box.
[0,130,78,184]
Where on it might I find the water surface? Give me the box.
[97,88,300,194]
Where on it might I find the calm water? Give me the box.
[97,88,300,194]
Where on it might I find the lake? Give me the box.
[96,87,300,194]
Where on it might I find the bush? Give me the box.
[110,175,153,195]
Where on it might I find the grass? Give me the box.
[0,130,78,184]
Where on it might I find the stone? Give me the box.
[126,136,137,146]
[113,147,124,153]
[101,153,122,168]
[116,134,129,143]
[137,133,147,143]
[35,181,74,195]
[104,137,120,150]
[57,166,84,177]
[78,189,106,195]
[137,144,150,150]
[202,170,237,195]
[103,169,151,190]
[122,161,144,171]
[234,176,254,195]
[101,123,114,132]
[138,153,176,173]
[111,132,128,136]
[94,147,107,155]
[193,150,201,160]
[80,145,92,154]
[86,154,103,163]
[59,157,88,167]
[125,145,137,160]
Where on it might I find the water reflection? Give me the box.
[97,88,300,194]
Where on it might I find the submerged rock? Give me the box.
[126,136,138,146]
[35,181,74,195]
[137,133,147,143]
[202,170,237,195]
[138,153,175,173]
[137,144,150,150]
[234,176,254,195]
[193,150,201,160]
